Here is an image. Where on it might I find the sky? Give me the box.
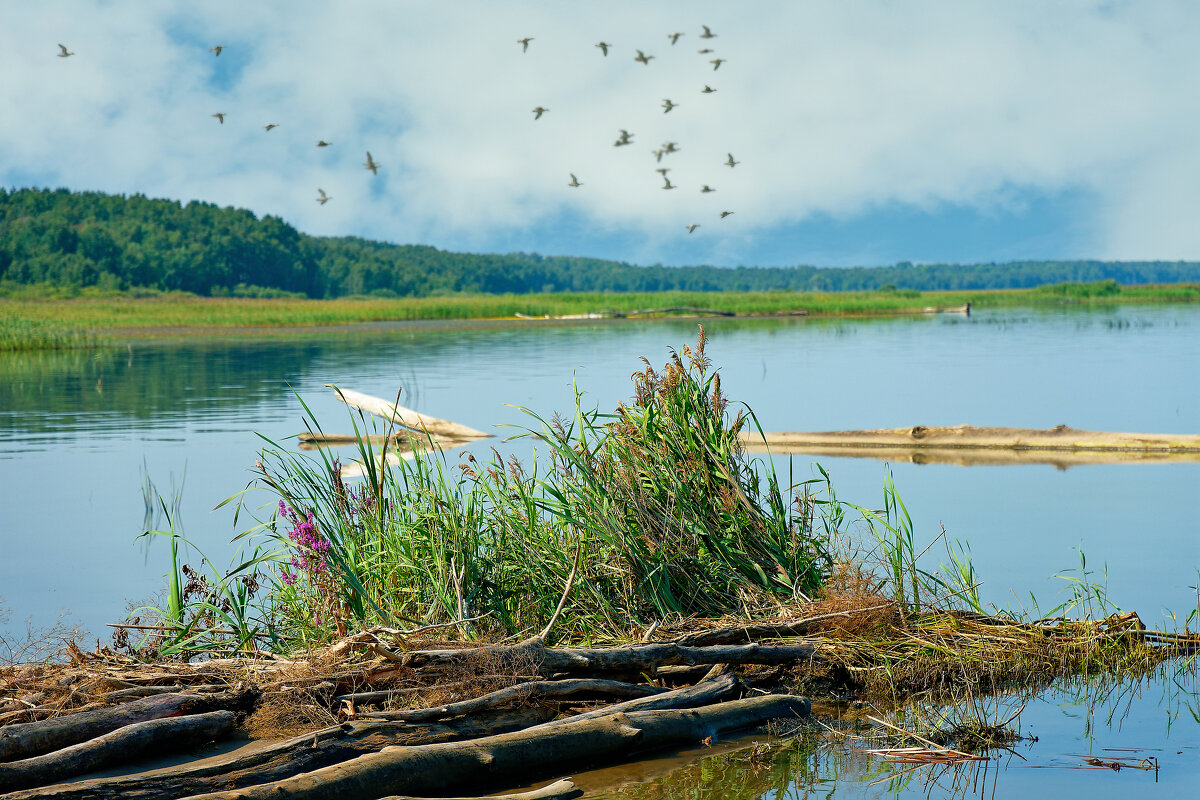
[3,1,1199,268]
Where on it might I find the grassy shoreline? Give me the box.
[2,281,1197,350]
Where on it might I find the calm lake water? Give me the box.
[1,304,1197,795]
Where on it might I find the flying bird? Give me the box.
[568,173,582,187]
[699,48,714,54]
[662,176,676,190]
[702,85,717,94]
[532,106,549,119]
[662,98,678,113]
[634,49,654,65]
[663,141,679,153]
[725,153,740,167]
[317,140,332,147]
[209,45,225,56]
[264,123,279,131]
[211,112,226,124]
[701,185,715,193]
[687,224,700,233]
[518,37,533,52]
[316,189,331,205]
[720,211,734,218]
[614,129,634,146]
[710,58,726,71]
[595,41,611,56]
[700,25,717,39]
[56,44,74,58]
[364,151,380,174]
[656,167,670,176]
[668,32,684,45]
[652,148,665,162]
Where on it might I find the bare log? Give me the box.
[379,777,581,800]
[5,708,555,800]
[537,671,739,728]
[0,710,235,792]
[328,387,489,440]
[399,641,817,675]
[0,691,250,763]
[361,679,665,723]
[177,694,810,800]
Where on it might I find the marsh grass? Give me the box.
[0,308,105,351]
[204,330,833,648]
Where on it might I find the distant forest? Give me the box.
[3,187,1199,297]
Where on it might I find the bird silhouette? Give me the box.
[364,152,380,174]
[634,49,655,65]
[57,44,74,58]
[662,99,678,113]
[687,224,700,233]
[700,25,717,39]
[209,45,225,56]
[668,32,684,45]
[699,48,714,54]
[614,129,634,146]
[662,176,676,190]
[725,153,739,167]
[710,58,726,71]
[701,185,715,193]
[720,211,734,218]
[317,140,332,147]
[211,112,226,124]
[652,148,665,162]
[568,173,582,187]
[316,189,331,205]
[264,123,279,132]
[518,37,533,52]
[702,85,717,94]
[656,167,670,176]
[595,41,611,56]
[532,106,549,119]
[663,142,679,153]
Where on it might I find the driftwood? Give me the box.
[177,694,809,800]
[327,387,489,440]
[360,678,666,723]
[0,710,235,792]
[378,777,581,800]
[0,691,249,763]
[3,708,556,800]
[399,641,817,675]
[742,425,1200,466]
[536,671,740,728]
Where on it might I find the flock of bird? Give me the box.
[521,25,737,234]
[55,25,737,235]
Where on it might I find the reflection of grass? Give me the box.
[2,281,1195,346]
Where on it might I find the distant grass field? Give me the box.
[1,281,1196,351]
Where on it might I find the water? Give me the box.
[0,305,1197,794]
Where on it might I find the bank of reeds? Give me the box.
[0,309,105,351]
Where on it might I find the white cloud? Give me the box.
[2,0,1199,263]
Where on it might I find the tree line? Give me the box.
[3,187,1199,297]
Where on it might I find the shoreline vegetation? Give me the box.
[1,332,1196,797]
[2,279,1198,351]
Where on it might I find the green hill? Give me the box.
[4,187,1199,297]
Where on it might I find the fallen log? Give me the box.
[2,708,555,800]
[0,691,250,763]
[327,387,489,440]
[399,641,818,675]
[177,694,810,800]
[536,671,739,728]
[742,425,1200,467]
[0,710,235,792]
[379,777,581,800]
[360,679,666,723]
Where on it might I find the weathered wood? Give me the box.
[536,671,739,728]
[0,710,235,792]
[399,641,817,675]
[360,679,666,723]
[177,694,810,800]
[0,691,250,763]
[327,387,489,439]
[742,425,1200,466]
[379,777,582,800]
[3,708,555,800]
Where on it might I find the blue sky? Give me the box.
[1,1,1196,267]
